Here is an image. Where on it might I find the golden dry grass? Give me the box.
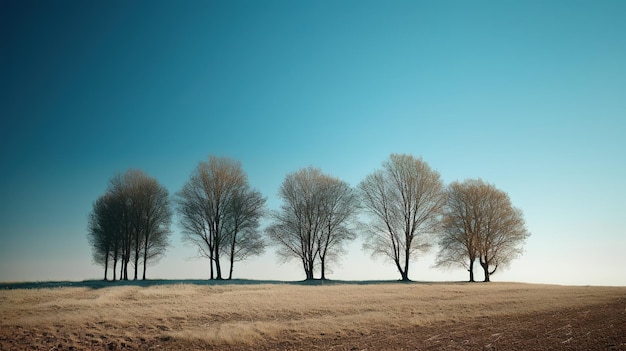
[1,282,625,350]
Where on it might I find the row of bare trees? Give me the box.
[267,154,529,282]
[88,154,529,282]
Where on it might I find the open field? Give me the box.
[1,281,625,350]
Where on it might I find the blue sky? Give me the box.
[1,1,624,285]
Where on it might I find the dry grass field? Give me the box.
[1,281,625,350]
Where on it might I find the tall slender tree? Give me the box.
[358,154,444,281]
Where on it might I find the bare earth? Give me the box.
[1,282,624,350]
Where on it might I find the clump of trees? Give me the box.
[87,169,172,281]
[435,179,530,282]
[87,154,530,282]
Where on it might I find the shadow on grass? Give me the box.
[0,278,468,290]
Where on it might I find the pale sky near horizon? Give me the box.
[1,1,625,286]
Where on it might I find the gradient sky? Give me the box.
[1,1,625,285]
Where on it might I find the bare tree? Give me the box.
[266,168,358,280]
[358,154,444,281]
[176,156,262,280]
[266,168,322,280]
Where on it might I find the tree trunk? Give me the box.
[123,258,129,280]
[209,253,214,280]
[124,218,131,281]
[215,250,223,280]
[228,243,234,279]
[400,270,410,281]
[142,228,149,280]
[402,247,411,281]
[468,259,475,282]
[209,260,214,280]
[308,257,315,280]
[119,257,123,281]
[133,239,140,280]
[394,258,405,281]
[208,239,214,280]
[320,256,326,280]
[112,257,117,281]
[301,257,310,280]
[123,236,131,280]
[104,254,109,281]
[228,233,236,280]
[304,255,314,280]
[142,223,150,280]
[480,258,490,282]
[213,216,223,280]
[483,266,490,282]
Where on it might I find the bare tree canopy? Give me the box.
[266,167,358,280]
[436,179,530,282]
[87,169,172,281]
[358,154,444,281]
[176,156,265,280]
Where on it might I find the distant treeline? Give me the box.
[88,154,529,282]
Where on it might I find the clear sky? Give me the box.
[1,0,625,286]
